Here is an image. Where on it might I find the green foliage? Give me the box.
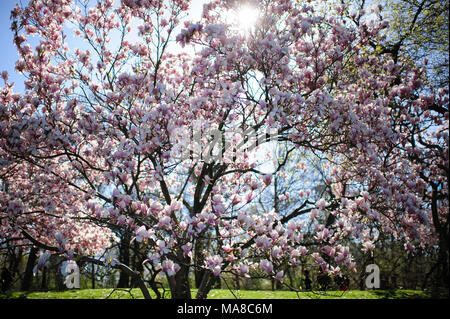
[384,0,449,86]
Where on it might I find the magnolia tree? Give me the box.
[0,0,448,298]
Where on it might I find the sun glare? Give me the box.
[235,5,259,32]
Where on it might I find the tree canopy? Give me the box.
[0,0,448,298]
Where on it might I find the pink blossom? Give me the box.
[231,195,241,205]
[182,243,192,257]
[246,191,255,203]
[149,201,164,212]
[135,225,152,242]
[157,240,169,254]
[271,246,282,259]
[196,221,206,233]
[205,255,223,276]
[316,198,329,210]
[1,71,8,81]
[158,216,171,229]
[321,245,335,257]
[161,260,180,277]
[262,174,272,186]
[330,266,341,276]
[404,242,415,252]
[298,246,308,256]
[315,228,331,242]
[275,270,284,281]
[33,251,50,274]
[255,235,272,250]
[237,263,250,277]
[310,209,319,220]
[260,260,273,274]
[362,241,375,253]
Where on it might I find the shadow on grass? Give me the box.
[369,289,448,299]
[0,291,28,299]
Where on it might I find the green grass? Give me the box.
[1,288,447,299]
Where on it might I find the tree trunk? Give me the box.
[91,262,95,289]
[55,258,65,291]
[9,246,23,278]
[431,185,449,290]
[21,247,37,291]
[169,266,191,298]
[40,267,47,290]
[82,256,152,299]
[117,234,131,288]
[131,241,144,288]
[196,271,214,299]
[437,235,449,290]
[148,270,162,299]
[169,252,191,299]
[194,239,206,289]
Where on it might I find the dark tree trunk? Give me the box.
[9,247,23,278]
[195,269,206,289]
[194,239,206,289]
[437,236,449,290]
[91,262,96,289]
[196,271,223,299]
[131,241,143,288]
[169,264,191,299]
[431,185,449,290]
[169,251,191,299]
[117,234,131,288]
[21,247,37,291]
[148,269,162,299]
[40,267,47,290]
[196,271,212,299]
[55,269,65,291]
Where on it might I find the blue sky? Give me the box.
[0,0,27,91]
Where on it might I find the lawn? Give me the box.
[1,288,447,299]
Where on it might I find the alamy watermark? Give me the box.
[169,120,280,164]
[365,264,380,289]
[63,260,80,289]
